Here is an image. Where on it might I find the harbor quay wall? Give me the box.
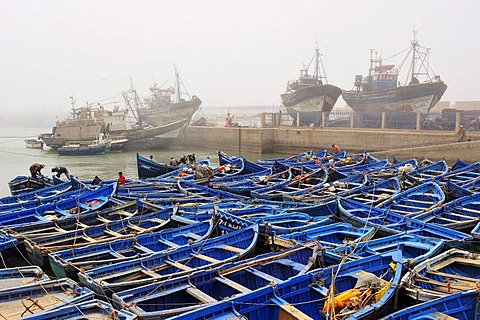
[178,126,480,163]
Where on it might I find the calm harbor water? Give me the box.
[0,126,286,197]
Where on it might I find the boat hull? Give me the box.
[281,84,342,125]
[57,142,107,156]
[137,97,202,127]
[24,139,44,149]
[342,80,447,113]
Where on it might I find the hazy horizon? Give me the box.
[1,0,479,126]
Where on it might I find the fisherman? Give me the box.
[117,171,126,186]
[169,157,179,166]
[225,112,235,127]
[456,125,467,142]
[331,144,341,154]
[149,155,154,161]
[179,155,188,165]
[29,163,45,179]
[188,154,196,164]
[92,175,102,185]
[51,166,70,179]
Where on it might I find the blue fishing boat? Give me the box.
[377,181,445,217]
[0,186,92,213]
[283,173,368,202]
[337,197,472,241]
[24,204,173,266]
[414,192,480,231]
[0,279,93,319]
[342,177,401,206]
[0,179,79,205]
[78,223,258,295]
[166,252,403,320]
[112,244,323,319]
[401,248,480,302]
[381,290,479,320]
[112,244,320,319]
[22,299,138,320]
[177,180,248,200]
[2,199,157,242]
[137,153,178,179]
[7,175,56,196]
[217,167,291,197]
[0,233,17,256]
[152,159,211,181]
[57,138,110,156]
[0,182,116,227]
[0,266,50,290]
[250,167,328,201]
[274,222,375,249]
[408,159,448,181]
[49,219,215,279]
[329,233,444,266]
[432,161,480,187]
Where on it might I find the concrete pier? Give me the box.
[178,126,480,163]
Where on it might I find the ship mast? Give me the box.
[410,28,418,85]
[174,65,180,104]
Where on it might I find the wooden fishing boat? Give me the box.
[0,266,50,290]
[217,151,267,173]
[431,161,480,187]
[0,233,18,256]
[451,158,471,171]
[216,168,291,197]
[342,177,401,206]
[1,199,158,241]
[381,289,478,320]
[329,233,444,267]
[250,167,328,201]
[57,137,110,156]
[152,159,211,181]
[0,182,116,228]
[112,244,323,319]
[406,159,449,182]
[337,197,472,241]
[137,153,177,179]
[364,158,418,180]
[0,279,94,319]
[177,180,248,200]
[49,219,214,279]
[0,186,92,214]
[414,192,480,231]
[377,181,445,217]
[166,251,402,320]
[22,299,138,320]
[0,179,77,205]
[401,248,480,302]
[274,222,375,249]
[283,173,368,203]
[8,175,56,196]
[24,138,44,149]
[24,203,173,266]
[78,223,258,295]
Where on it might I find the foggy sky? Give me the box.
[1,0,478,126]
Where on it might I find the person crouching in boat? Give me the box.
[29,163,45,179]
[331,144,341,154]
[51,166,70,179]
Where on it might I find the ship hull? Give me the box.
[138,97,202,127]
[342,81,447,113]
[281,84,342,114]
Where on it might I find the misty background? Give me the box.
[1,0,478,128]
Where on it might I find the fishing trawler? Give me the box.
[136,66,202,127]
[38,96,188,151]
[281,47,342,126]
[342,30,447,119]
